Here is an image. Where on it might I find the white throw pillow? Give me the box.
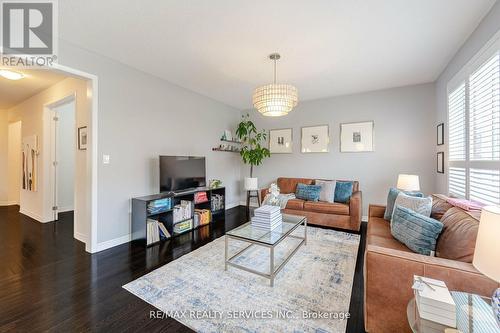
[315,180,336,203]
[392,192,433,220]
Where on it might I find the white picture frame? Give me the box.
[340,121,374,152]
[301,125,329,153]
[269,128,293,153]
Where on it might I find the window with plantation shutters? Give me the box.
[447,49,500,206]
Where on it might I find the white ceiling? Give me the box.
[59,0,496,109]
[0,69,67,109]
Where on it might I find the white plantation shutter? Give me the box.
[469,168,500,205]
[447,48,500,205]
[469,53,500,161]
[448,83,466,161]
[448,167,467,198]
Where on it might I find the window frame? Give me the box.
[446,30,500,204]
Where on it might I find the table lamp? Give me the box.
[473,206,500,326]
[397,174,420,192]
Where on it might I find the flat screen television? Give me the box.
[159,156,206,193]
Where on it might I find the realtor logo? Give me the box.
[1,0,57,66]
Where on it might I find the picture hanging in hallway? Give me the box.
[22,135,38,192]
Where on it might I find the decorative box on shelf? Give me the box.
[412,275,456,327]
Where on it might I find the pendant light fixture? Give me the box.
[252,53,298,117]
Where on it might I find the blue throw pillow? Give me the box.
[384,188,424,220]
[295,183,321,202]
[334,181,353,203]
[391,205,443,255]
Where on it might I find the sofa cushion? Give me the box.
[431,194,454,220]
[295,183,321,201]
[384,188,424,220]
[277,177,314,194]
[391,206,443,256]
[436,207,479,263]
[334,181,353,203]
[315,179,336,203]
[393,193,432,218]
[303,201,349,215]
[285,199,305,210]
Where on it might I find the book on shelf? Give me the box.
[173,219,193,234]
[158,222,171,240]
[194,192,208,204]
[195,209,211,225]
[211,194,224,211]
[147,197,172,214]
[146,219,161,245]
[173,200,192,223]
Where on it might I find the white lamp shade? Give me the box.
[244,177,258,191]
[397,174,420,191]
[473,206,500,282]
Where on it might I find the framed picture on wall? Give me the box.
[269,128,292,153]
[437,152,444,173]
[437,123,444,145]
[340,121,374,152]
[78,126,88,150]
[301,125,329,153]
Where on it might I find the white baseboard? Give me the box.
[239,200,259,207]
[19,208,52,223]
[74,231,87,243]
[58,206,74,213]
[95,234,131,252]
[362,215,368,222]
[225,202,240,210]
[0,201,18,206]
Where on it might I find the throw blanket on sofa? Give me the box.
[446,197,484,211]
[262,193,296,209]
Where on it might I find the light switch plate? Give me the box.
[103,154,110,164]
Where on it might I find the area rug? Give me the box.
[123,226,360,333]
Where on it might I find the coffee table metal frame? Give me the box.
[224,216,307,287]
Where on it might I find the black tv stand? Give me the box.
[131,186,226,246]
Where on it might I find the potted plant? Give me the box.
[236,114,270,191]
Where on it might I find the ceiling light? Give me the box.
[253,53,298,117]
[0,69,25,80]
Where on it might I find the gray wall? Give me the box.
[58,41,241,246]
[243,83,436,216]
[435,1,500,193]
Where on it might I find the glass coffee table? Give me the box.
[224,214,307,286]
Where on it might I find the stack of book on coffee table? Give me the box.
[251,205,282,230]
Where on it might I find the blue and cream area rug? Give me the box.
[123,226,360,333]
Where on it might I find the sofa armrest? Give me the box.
[368,204,386,219]
[349,191,362,229]
[364,244,499,333]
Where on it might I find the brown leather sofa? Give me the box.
[364,195,499,333]
[260,177,362,232]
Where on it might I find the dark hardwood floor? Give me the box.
[0,205,366,333]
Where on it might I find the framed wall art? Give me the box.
[301,125,329,153]
[340,121,374,152]
[269,128,293,153]
[437,123,444,145]
[437,152,444,173]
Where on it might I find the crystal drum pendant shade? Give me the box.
[252,53,298,117]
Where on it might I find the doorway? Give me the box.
[49,96,76,222]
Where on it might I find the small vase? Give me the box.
[493,288,500,327]
[244,177,258,191]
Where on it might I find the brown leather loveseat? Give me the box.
[364,194,499,332]
[260,177,362,232]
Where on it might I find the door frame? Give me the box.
[48,64,98,253]
[47,93,76,222]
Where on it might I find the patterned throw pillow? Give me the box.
[384,188,424,220]
[295,183,322,202]
[393,192,432,219]
[315,180,336,203]
[391,205,443,255]
[334,181,353,203]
